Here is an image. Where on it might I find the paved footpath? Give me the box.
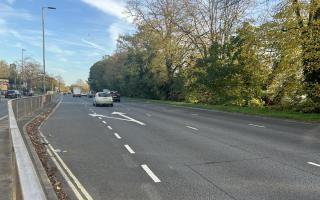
[0,117,12,200]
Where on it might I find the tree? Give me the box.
[0,60,10,78]
[86,0,319,113]
[128,0,194,99]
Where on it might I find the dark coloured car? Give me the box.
[87,91,94,98]
[0,90,7,96]
[110,91,120,102]
[23,90,34,96]
[5,90,21,99]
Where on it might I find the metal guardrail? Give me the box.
[8,94,59,200]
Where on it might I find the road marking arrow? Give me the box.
[112,112,146,126]
[89,112,146,126]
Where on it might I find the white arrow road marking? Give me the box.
[308,162,320,167]
[248,124,265,128]
[112,112,146,126]
[89,113,146,126]
[186,126,198,131]
[90,114,131,122]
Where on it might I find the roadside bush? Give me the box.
[295,99,320,113]
[248,98,263,107]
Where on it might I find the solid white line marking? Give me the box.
[308,162,320,167]
[48,143,93,200]
[102,121,107,124]
[114,133,121,139]
[124,144,135,154]
[98,117,102,120]
[186,126,199,130]
[107,126,113,130]
[248,124,265,128]
[141,164,161,183]
[0,115,8,121]
[47,147,85,200]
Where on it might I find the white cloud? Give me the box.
[59,57,68,62]
[107,20,135,47]
[81,39,107,52]
[81,0,131,21]
[6,0,15,4]
[52,38,93,48]
[0,3,33,20]
[50,67,67,74]
[47,44,75,56]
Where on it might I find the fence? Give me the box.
[8,94,60,200]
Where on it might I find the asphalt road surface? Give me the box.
[41,95,320,200]
[0,98,8,119]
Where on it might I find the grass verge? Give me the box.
[124,97,320,122]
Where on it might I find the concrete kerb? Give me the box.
[22,116,58,200]
[38,98,62,130]
[8,100,47,200]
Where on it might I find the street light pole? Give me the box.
[41,6,56,94]
[21,48,26,90]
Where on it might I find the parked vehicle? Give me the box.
[87,91,94,98]
[73,87,81,97]
[24,90,34,96]
[0,90,7,96]
[81,92,87,97]
[103,89,110,93]
[93,92,113,107]
[5,90,21,98]
[110,91,120,102]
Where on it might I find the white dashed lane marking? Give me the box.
[124,144,135,154]
[114,133,121,139]
[0,115,8,121]
[141,164,161,183]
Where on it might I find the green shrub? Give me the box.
[248,98,263,107]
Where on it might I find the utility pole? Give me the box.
[42,6,56,94]
[21,48,26,91]
[58,78,60,92]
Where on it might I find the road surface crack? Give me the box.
[185,164,239,200]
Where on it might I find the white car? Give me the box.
[93,92,113,107]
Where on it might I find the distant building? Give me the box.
[0,78,9,91]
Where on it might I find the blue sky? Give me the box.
[0,0,135,85]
